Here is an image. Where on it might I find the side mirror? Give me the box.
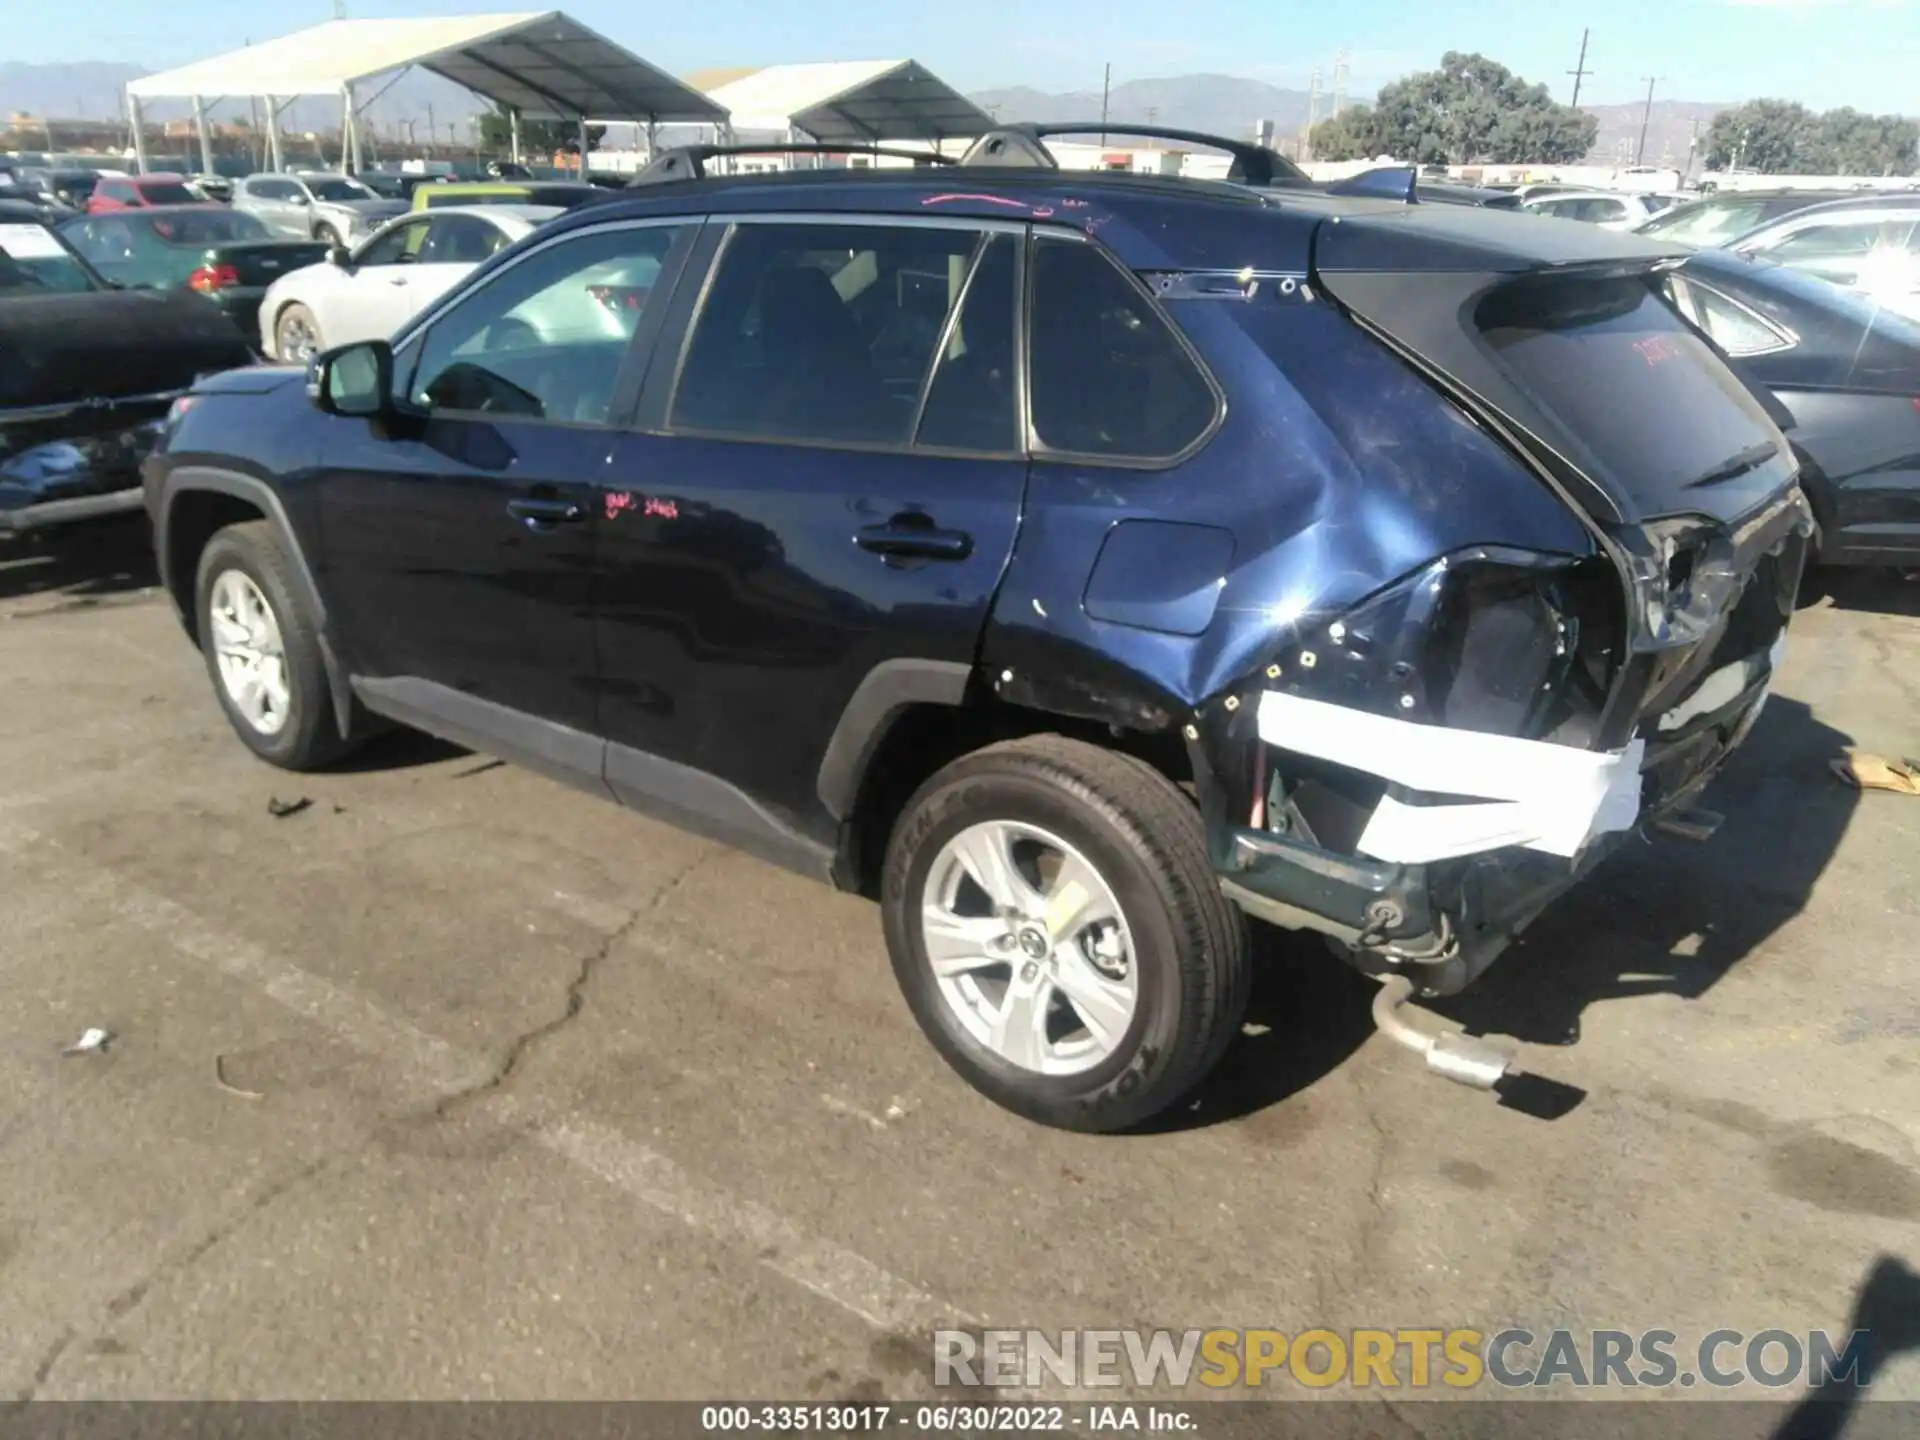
[308,340,392,418]
[290,194,311,207]
[326,244,351,267]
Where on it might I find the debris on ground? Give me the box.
[266,796,313,818]
[1830,752,1920,796]
[214,1054,264,1100]
[62,1027,113,1056]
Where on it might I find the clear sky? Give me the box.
[8,0,1916,113]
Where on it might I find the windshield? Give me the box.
[146,210,272,246]
[308,179,376,202]
[0,221,98,293]
[135,181,201,205]
[1476,273,1796,515]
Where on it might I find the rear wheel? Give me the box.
[314,222,342,247]
[194,521,355,771]
[274,303,323,363]
[881,736,1249,1132]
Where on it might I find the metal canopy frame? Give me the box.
[122,12,728,174]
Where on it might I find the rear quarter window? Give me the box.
[1027,236,1220,463]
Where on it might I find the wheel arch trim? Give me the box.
[159,465,352,737]
[816,658,974,822]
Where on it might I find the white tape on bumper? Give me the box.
[1256,691,1645,863]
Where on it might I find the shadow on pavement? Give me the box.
[0,514,159,605]
[1436,695,1857,1051]
[1802,565,1920,619]
[1771,1254,1920,1440]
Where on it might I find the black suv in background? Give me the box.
[145,129,1812,1131]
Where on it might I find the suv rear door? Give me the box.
[592,214,1029,861]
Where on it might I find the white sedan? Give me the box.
[1521,190,1675,231]
[258,204,560,361]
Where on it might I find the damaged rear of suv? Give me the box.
[150,128,1809,1133]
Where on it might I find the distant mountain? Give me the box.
[968,75,1328,142]
[1579,99,1729,171]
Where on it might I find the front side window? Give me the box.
[671,220,990,447]
[147,210,271,246]
[417,214,510,265]
[1756,216,1919,294]
[407,223,683,426]
[307,178,374,203]
[356,218,429,266]
[1027,235,1219,462]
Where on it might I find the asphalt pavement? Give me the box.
[2,518,1916,1418]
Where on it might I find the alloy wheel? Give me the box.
[207,569,292,736]
[920,820,1139,1076]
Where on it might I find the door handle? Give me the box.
[388,276,410,286]
[507,496,584,529]
[855,516,973,562]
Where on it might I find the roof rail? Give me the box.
[628,143,957,187]
[957,122,1308,186]
[1325,165,1421,203]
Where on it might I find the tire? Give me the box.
[273,303,323,363]
[315,223,342,246]
[882,735,1249,1132]
[194,520,355,771]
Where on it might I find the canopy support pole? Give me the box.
[265,96,283,171]
[344,82,363,173]
[128,92,149,174]
[509,109,521,166]
[578,115,589,175]
[192,95,214,177]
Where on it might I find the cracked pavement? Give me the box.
[1,522,1917,1407]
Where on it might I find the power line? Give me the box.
[1568,28,1593,108]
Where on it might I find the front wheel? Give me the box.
[195,521,356,771]
[274,303,323,363]
[882,736,1249,1132]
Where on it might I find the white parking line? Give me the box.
[0,820,961,1337]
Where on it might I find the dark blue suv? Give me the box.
[146,130,1813,1131]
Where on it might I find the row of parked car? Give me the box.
[2,127,1914,1129]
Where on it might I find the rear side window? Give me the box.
[671,220,991,447]
[417,214,508,264]
[1027,236,1218,462]
[1476,275,1793,511]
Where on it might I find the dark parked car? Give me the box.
[2,214,254,533]
[1671,248,1920,568]
[145,129,1811,1130]
[17,168,103,210]
[0,181,74,222]
[354,171,445,201]
[1635,188,1894,247]
[57,206,327,345]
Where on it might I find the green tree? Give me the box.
[1307,104,1385,161]
[1703,99,1916,175]
[1335,52,1596,165]
[476,105,606,157]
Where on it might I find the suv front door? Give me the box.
[592,216,1029,863]
[315,219,696,760]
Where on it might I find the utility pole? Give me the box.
[1099,63,1111,146]
[1635,75,1660,165]
[426,101,436,157]
[1567,29,1593,108]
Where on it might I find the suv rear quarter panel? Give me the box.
[985,286,1594,733]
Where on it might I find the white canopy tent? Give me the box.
[124,12,728,175]
[698,60,992,152]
